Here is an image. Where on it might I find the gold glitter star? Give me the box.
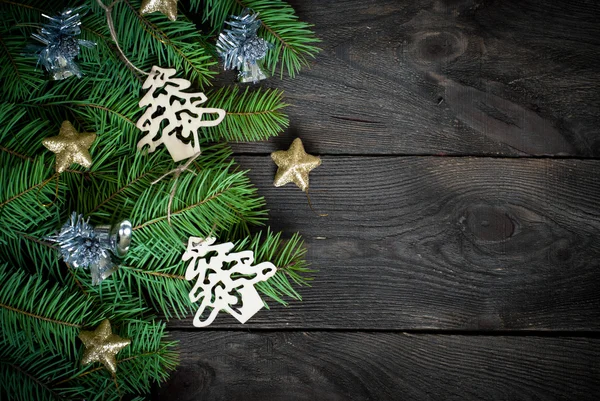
[78,319,131,374]
[140,0,178,21]
[271,138,321,192]
[42,121,96,174]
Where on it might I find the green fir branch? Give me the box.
[0,155,64,240]
[203,86,289,142]
[0,103,52,158]
[59,320,178,398]
[241,229,314,306]
[88,0,216,87]
[85,144,267,235]
[0,1,46,102]
[118,262,193,320]
[64,266,153,322]
[70,145,267,319]
[0,321,177,401]
[0,0,315,397]
[0,264,101,358]
[0,232,62,279]
[0,335,77,401]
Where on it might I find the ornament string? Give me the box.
[95,0,149,76]
[150,151,202,225]
[305,189,328,217]
[36,173,60,207]
[96,0,208,220]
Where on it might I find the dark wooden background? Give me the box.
[155,0,600,399]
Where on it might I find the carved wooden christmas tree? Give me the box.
[182,236,277,327]
[137,66,226,162]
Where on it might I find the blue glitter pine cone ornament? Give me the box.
[216,9,272,83]
[30,6,95,80]
[48,213,132,285]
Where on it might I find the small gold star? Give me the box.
[42,121,95,174]
[140,0,178,21]
[78,319,131,374]
[271,138,321,192]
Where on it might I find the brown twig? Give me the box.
[0,302,81,328]
[306,189,328,217]
[3,362,64,399]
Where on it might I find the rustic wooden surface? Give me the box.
[158,332,600,401]
[156,0,600,399]
[233,0,600,156]
[166,157,600,331]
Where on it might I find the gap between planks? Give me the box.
[164,326,600,337]
[229,151,600,160]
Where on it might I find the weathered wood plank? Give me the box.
[169,156,600,330]
[229,0,600,156]
[154,331,600,400]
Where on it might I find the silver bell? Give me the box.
[94,220,133,258]
[239,61,267,83]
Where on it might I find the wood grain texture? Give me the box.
[167,156,600,330]
[161,1,600,397]
[154,331,600,401]
[229,0,600,156]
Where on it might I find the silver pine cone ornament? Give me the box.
[47,212,132,285]
[216,9,272,83]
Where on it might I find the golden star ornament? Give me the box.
[78,319,131,374]
[140,0,178,21]
[42,121,96,174]
[271,138,321,192]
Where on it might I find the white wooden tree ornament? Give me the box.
[182,236,277,327]
[136,66,226,162]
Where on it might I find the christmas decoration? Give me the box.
[42,121,96,174]
[136,66,227,162]
[0,0,318,398]
[271,138,321,192]
[140,0,178,21]
[78,319,131,374]
[30,6,95,80]
[183,236,277,327]
[216,9,272,83]
[47,212,132,285]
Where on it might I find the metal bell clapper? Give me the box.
[94,220,133,258]
[90,220,132,284]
